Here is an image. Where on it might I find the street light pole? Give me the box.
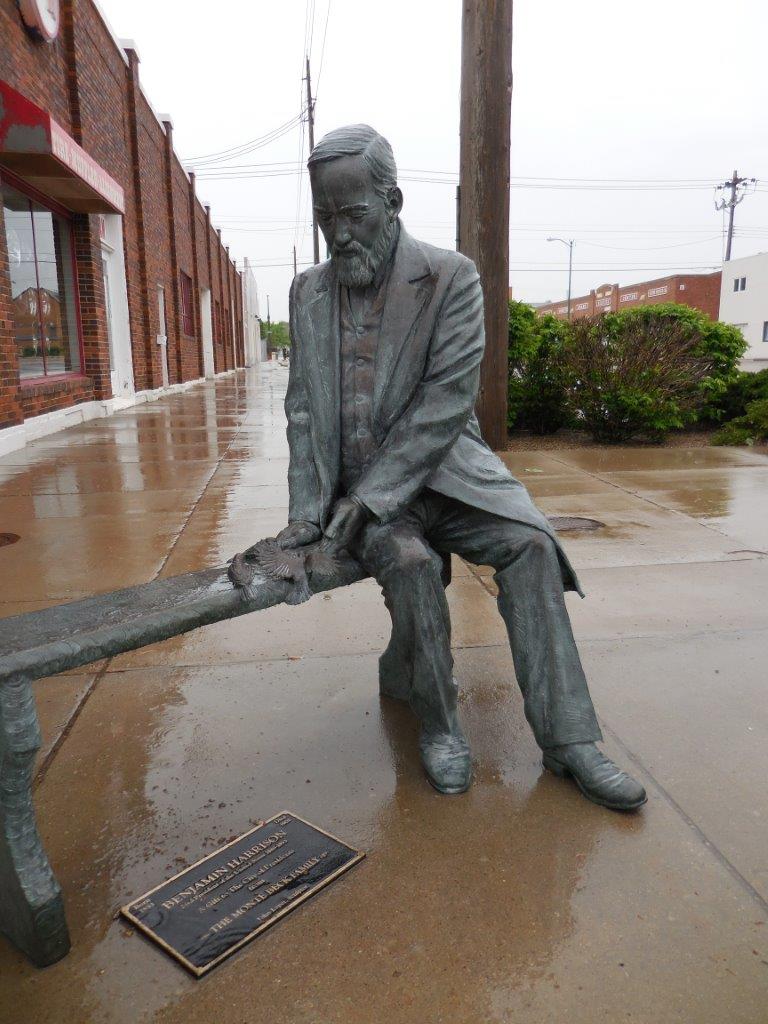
[547,237,575,319]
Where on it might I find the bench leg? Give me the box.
[0,675,70,966]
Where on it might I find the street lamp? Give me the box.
[547,237,575,320]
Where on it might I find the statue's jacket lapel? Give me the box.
[372,231,436,434]
[295,264,339,529]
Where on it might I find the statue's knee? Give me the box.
[372,534,438,583]
[495,529,556,573]
[523,530,556,562]
[392,535,436,574]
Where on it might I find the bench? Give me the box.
[0,550,366,967]
[0,515,574,967]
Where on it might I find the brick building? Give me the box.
[0,0,245,454]
[536,271,722,321]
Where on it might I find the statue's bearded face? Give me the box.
[310,155,401,288]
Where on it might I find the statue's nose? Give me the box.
[333,222,352,247]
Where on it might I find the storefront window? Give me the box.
[2,181,81,379]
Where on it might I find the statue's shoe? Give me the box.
[542,742,647,812]
[419,727,472,794]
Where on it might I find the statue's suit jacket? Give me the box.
[286,225,582,594]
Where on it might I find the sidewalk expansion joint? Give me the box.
[33,657,113,790]
[153,417,250,580]
[544,453,748,543]
[600,719,768,917]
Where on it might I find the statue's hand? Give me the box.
[320,496,369,554]
[276,521,322,549]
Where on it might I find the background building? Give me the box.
[718,252,768,370]
[0,0,246,455]
[242,258,266,365]
[536,271,721,321]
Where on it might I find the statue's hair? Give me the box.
[307,124,397,199]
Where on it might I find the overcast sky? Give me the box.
[100,0,768,320]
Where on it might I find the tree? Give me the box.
[262,320,290,350]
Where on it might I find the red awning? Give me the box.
[0,79,124,214]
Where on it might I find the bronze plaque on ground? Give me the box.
[120,811,364,976]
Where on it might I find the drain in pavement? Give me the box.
[548,517,604,532]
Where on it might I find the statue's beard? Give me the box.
[333,217,397,288]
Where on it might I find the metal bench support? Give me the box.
[0,673,70,966]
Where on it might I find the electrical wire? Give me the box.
[185,113,305,167]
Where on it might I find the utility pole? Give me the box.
[715,170,756,261]
[455,185,461,251]
[305,57,320,265]
[266,295,271,354]
[459,0,513,450]
[293,245,298,277]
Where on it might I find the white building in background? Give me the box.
[718,252,768,370]
[242,258,267,364]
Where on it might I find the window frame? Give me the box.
[1,169,86,386]
[762,321,768,344]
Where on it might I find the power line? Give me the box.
[578,235,724,252]
[184,113,304,167]
[314,0,332,94]
[193,164,761,192]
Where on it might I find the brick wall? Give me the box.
[20,374,94,419]
[0,0,245,430]
[537,271,722,321]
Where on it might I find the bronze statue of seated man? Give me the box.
[274,123,645,812]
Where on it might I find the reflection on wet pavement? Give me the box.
[0,366,767,1023]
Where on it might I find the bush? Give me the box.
[508,301,571,434]
[609,304,746,421]
[711,419,755,446]
[711,397,768,446]
[746,397,768,433]
[712,368,768,422]
[564,313,715,442]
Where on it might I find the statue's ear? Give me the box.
[388,186,404,219]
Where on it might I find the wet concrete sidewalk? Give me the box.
[1,364,767,1023]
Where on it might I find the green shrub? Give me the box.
[711,418,755,445]
[605,304,746,420]
[508,302,571,434]
[564,313,715,442]
[713,369,768,422]
[745,398,768,434]
[711,398,768,446]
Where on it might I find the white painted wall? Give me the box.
[100,213,134,400]
[200,287,215,378]
[718,252,768,366]
[242,258,266,364]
